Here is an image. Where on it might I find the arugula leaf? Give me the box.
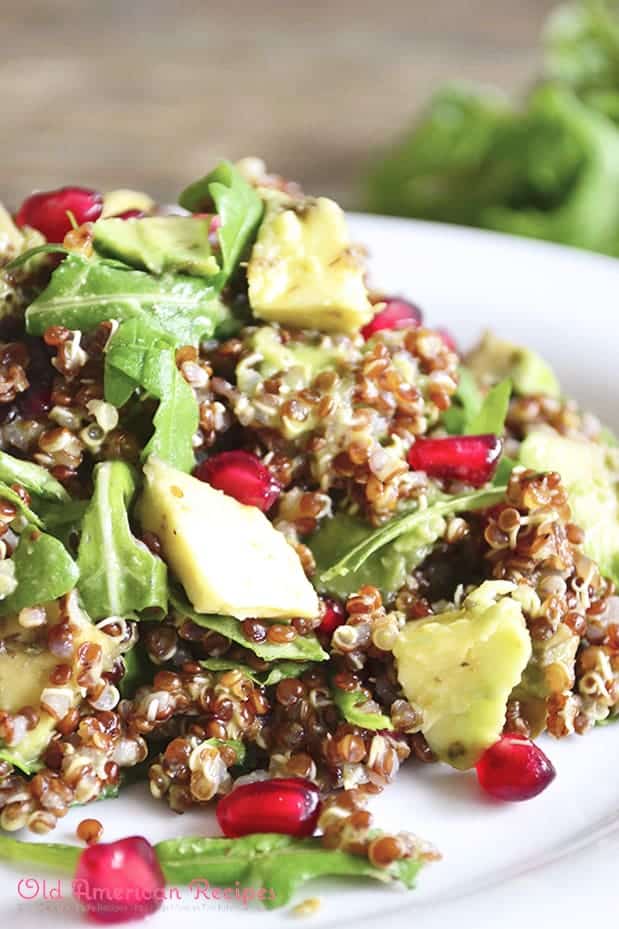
[466,378,512,435]
[25,254,229,346]
[155,833,424,908]
[332,687,392,730]
[179,161,264,286]
[104,318,198,473]
[0,834,79,874]
[442,366,483,434]
[119,644,155,699]
[171,591,328,662]
[77,461,168,620]
[0,832,425,909]
[92,217,220,278]
[493,454,517,486]
[200,737,246,765]
[0,481,43,528]
[4,245,72,272]
[309,509,446,600]
[201,657,313,687]
[0,749,43,776]
[0,526,79,616]
[0,449,69,503]
[37,499,88,553]
[321,487,507,582]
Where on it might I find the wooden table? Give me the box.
[0,0,557,208]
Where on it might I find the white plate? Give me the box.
[2,216,619,929]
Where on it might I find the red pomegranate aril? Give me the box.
[17,384,53,418]
[318,597,346,637]
[216,777,321,838]
[476,734,556,802]
[195,450,281,512]
[15,186,103,243]
[408,434,502,487]
[361,298,422,339]
[73,835,165,924]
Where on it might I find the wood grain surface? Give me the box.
[0,0,557,207]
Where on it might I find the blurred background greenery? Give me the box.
[3,0,619,256]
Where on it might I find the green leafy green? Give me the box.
[332,687,391,730]
[201,657,313,687]
[37,499,88,553]
[0,526,79,616]
[0,481,43,528]
[25,253,229,346]
[442,367,483,434]
[201,738,246,765]
[179,161,264,286]
[93,217,220,278]
[309,509,446,600]
[119,644,155,699]
[545,1,619,96]
[104,318,198,472]
[466,378,512,435]
[320,487,507,583]
[77,461,168,620]
[0,449,69,504]
[0,749,42,776]
[0,832,425,909]
[0,834,79,874]
[4,245,72,272]
[155,833,424,908]
[171,592,328,663]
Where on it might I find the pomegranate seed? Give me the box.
[476,733,556,802]
[17,385,52,418]
[195,450,281,512]
[15,186,103,243]
[73,835,165,924]
[408,434,502,487]
[318,597,345,637]
[361,298,422,339]
[216,777,321,838]
[437,327,458,353]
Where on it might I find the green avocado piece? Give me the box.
[393,581,532,769]
[467,331,560,398]
[308,510,446,600]
[0,605,124,770]
[92,216,220,278]
[519,430,619,584]
[236,326,346,389]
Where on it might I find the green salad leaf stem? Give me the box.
[77,461,168,620]
[320,486,507,583]
[0,832,424,910]
[0,481,43,528]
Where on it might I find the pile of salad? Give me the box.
[0,158,617,920]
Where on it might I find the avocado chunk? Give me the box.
[467,331,561,398]
[0,602,123,771]
[309,510,446,600]
[139,457,319,620]
[247,193,373,334]
[93,217,219,278]
[393,581,532,769]
[100,188,155,218]
[519,431,619,584]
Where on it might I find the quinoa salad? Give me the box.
[0,158,617,920]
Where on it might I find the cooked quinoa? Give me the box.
[0,160,617,896]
